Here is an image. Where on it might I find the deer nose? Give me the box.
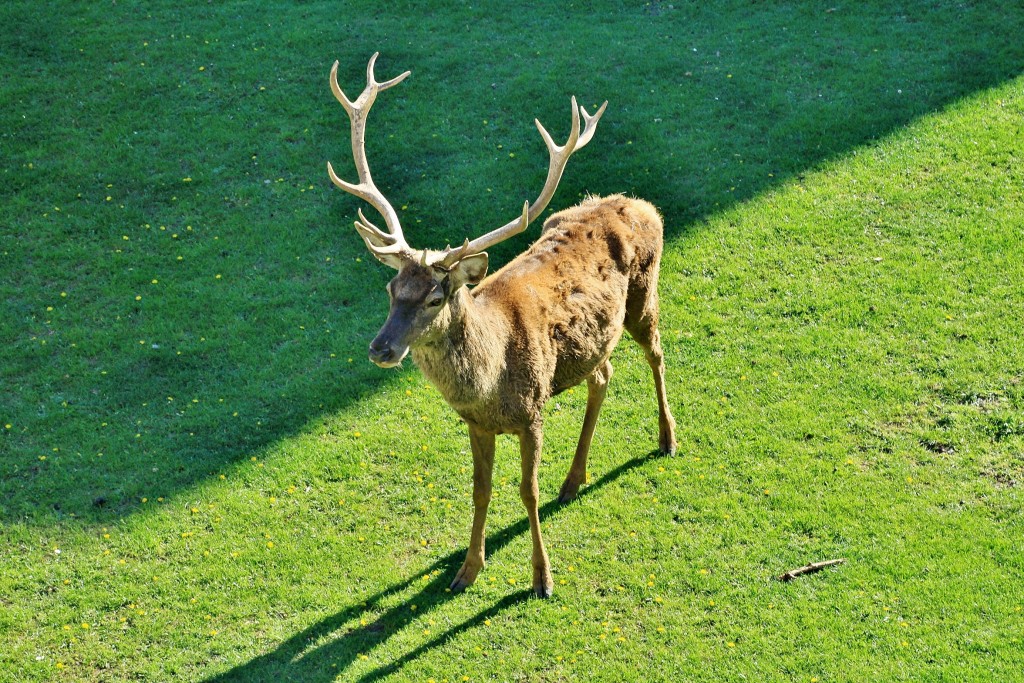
[368,339,396,365]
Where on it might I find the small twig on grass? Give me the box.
[778,558,846,582]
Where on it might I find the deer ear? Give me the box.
[448,252,488,289]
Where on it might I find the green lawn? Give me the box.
[2,1,1023,681]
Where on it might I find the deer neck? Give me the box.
[411,287,504,407]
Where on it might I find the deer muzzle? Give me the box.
[368,331,410,368]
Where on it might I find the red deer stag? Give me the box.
[327,54,677,597]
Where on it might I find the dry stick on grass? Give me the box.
[778,558,846,582]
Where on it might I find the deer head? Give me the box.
[328,54,606,367]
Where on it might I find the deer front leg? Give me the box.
[451,424,495,593]
[520,422,554,598]
[559,359,613,503]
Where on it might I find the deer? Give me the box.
[327,53,677,598]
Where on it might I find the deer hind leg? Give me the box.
[625,290,677,455]
[520,422,554,598]
[450,424,494,592]
[558,358,613,503]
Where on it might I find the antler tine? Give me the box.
[329,60,355,112]
[354,208,399,246]
[438,97,608,267]
[368,51,412,91]
[577,100,608,148]
[328,54,413,262]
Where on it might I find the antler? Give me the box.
[327,53,413,261]
[436,97,608,268]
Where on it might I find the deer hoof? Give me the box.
[557,477,582,503]
[450,561,482,593]
[533,568,554,598]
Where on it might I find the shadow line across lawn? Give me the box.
[204,451,658,683]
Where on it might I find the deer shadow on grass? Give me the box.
[204,450,659,683]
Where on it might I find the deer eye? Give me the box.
[426,295,444,308]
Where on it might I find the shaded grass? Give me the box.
[1,1,1024,681]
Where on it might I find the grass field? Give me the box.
[2,1,1023,681]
